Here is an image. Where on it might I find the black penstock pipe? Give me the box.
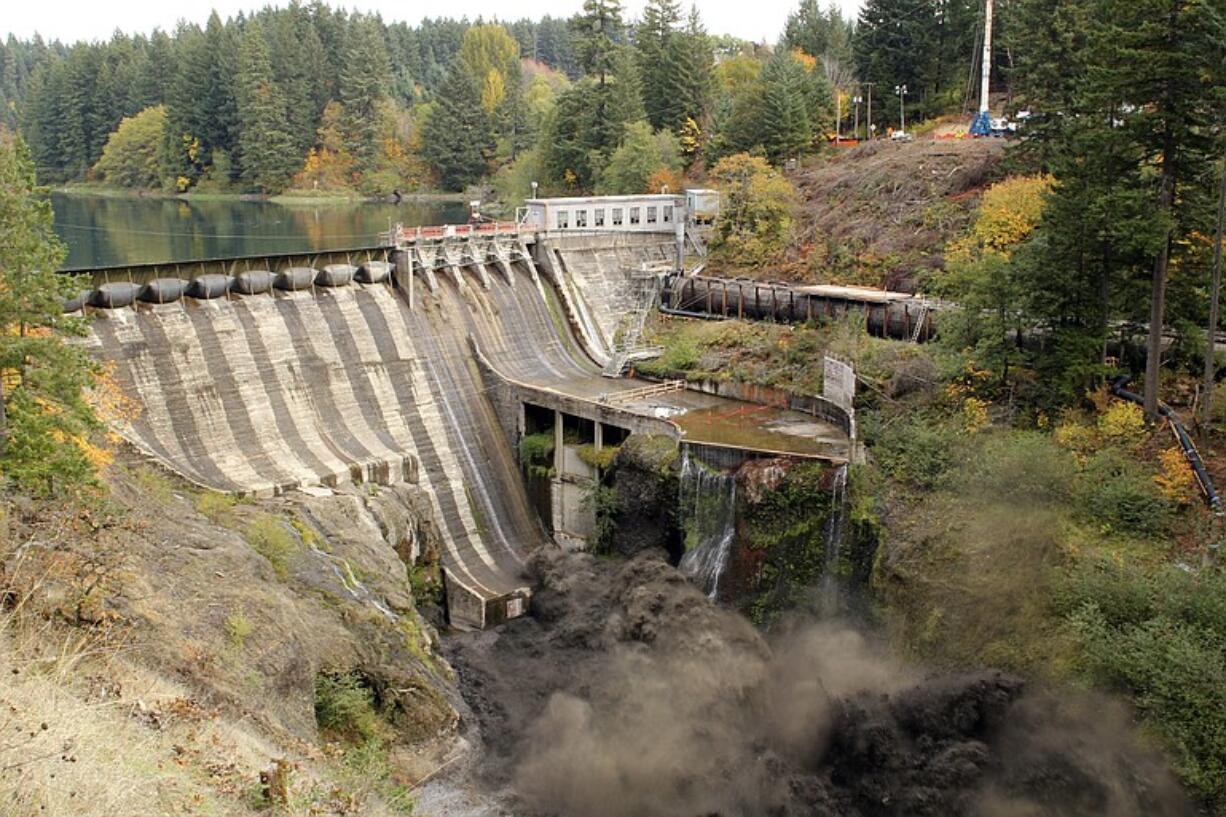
[1110,374,1221,513]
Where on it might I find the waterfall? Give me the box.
[818,463,849,617]
[678,447,738,600]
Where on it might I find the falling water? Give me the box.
[678,447,738,600]
[818,463,850,617]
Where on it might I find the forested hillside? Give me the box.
[0,0,999,197]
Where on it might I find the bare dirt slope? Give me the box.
[776,138,1006,291]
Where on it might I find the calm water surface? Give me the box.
[52,192,467,270]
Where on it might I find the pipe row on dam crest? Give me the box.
[66,261,393,311]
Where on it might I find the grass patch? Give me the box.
[223,610,253,650]
[290,516,324,550]
[132,466,175,505]
[245,515,299,580]
[195,490,237,525]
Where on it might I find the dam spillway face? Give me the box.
[84,270,556,629]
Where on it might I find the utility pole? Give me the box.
[894,84,908,133]
[863,83,875,139]
[853,95,862,139]
[970,0,993,135]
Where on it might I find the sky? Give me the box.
[2,0,864,47]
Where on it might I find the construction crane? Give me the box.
[969,0,993,137]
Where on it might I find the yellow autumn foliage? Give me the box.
[947,175,1052,264]
[1154,447,1196,504]
[962,397,990,434]
[1097,401,1146,448]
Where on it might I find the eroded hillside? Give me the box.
[741,138,1006,290]
[0,454,465,816]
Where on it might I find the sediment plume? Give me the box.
[447,548,1192,817]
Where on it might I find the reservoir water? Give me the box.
[51,192,467,270]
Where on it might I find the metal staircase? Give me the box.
[601,269,665,378]
[911,300,929,343]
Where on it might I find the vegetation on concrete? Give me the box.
[519,431,556,478]
[575,442,619,471]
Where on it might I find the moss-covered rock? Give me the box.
[606,435,683,560]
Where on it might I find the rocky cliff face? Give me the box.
[605,435,683,560]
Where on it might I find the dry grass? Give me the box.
[0,575,426,817]
[0,607,257,816]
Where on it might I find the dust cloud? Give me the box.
[445,549,1191,817]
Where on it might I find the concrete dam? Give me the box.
[78,231,852,629]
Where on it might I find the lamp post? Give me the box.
[894,84,908,133]
[853,95,862,140]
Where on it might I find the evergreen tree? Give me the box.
[0,130,100,495]
[236,22,297,193]
[636,0,682,131]
[759,50,813,163]
[420,67,494,191]
[202,12,240,176]
[572,0,628,160]
[266,6,328,160]
[676,6,715,131]
[339,16,391,173]
[784,0,855,65]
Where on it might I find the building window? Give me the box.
[557,210,569,229]
[612,208,624,226]
[576,209,588,228]
[646,206,657,224]
[663,205,673,223]
[629,206,640,225]
[594,208,605,227]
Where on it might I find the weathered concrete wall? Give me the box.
[471,342,680,441]
[89,279,539,630]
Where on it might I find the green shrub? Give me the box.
[1059,561,1226,804]
[195,490,237,525]
[951,431,1075,505]
[655,336,701,373]
[223,610,253,649]
[1074,449,1173,535]
[867,414,962,490]
[314,672,382,743]
[245,514,299,579]
[582,483,619,554]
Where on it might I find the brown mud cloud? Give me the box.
[445,549,1190,817]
